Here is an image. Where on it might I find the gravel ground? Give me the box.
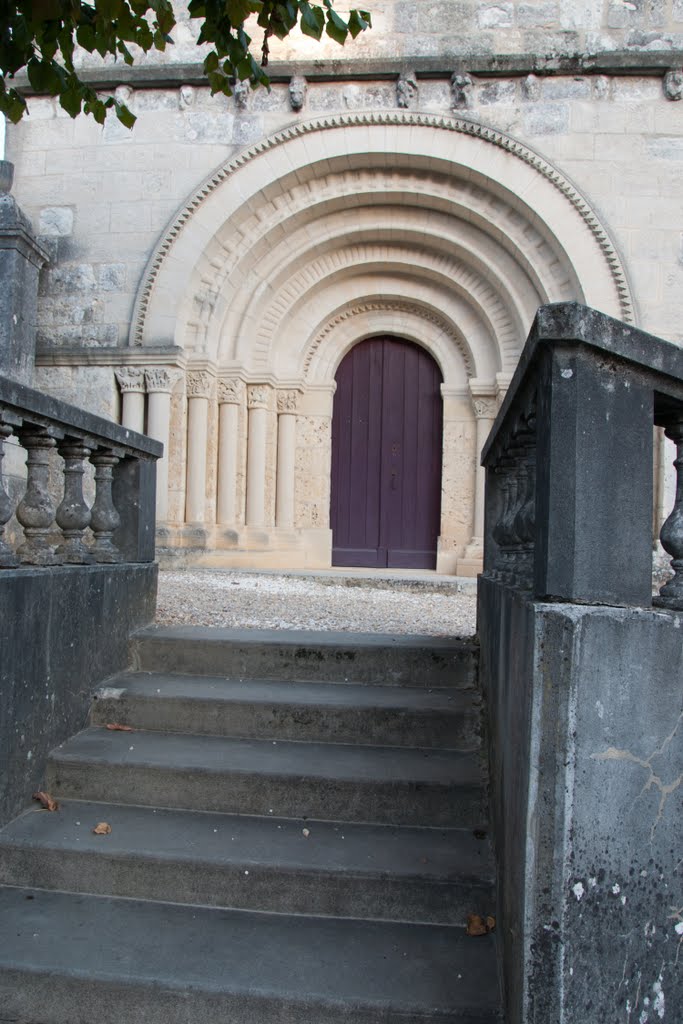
[155,570,477,637]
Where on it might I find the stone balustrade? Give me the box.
[0,373,161,568]
[481,302,683,609]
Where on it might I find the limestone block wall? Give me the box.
[5,4,683,572]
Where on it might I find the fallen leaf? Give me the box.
[105,723,134,732]
[92,822,112,835]
[466,913,495,936]
[33,791,59,811]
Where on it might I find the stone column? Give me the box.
[144,368,174,522]
[470,396,498,548]
[185,370,212,524]
[216,377,244,525]
[115,367,146,433]
[246,384,269,528]
[276,389,300,529]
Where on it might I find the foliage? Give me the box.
[0,1,371,126]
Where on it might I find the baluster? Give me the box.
[491,461,510,579]
[0,422,19,567]
[90,448,122,563]
[655,419,683,609]
[15,425,61,565]
[56,439,93,564]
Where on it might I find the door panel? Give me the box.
[331,337,443,569]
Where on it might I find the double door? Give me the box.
[330,336,443,569]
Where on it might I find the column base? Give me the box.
[156,525,333,571]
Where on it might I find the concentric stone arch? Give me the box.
[130,110,635,365]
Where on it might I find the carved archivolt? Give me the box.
[130,111,634,349]
[304,301,474,379]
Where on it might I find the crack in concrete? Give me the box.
[591,712,682,843]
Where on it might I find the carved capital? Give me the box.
[144,367,174,393]
[277,389,300,414]
[217,377,245,405]
[186,370,213,399]
[247,384,269,409]
[473,397,497,420]
[115,367,145,394]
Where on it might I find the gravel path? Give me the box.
[155,570,477,638]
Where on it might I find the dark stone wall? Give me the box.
[478,576,682,1023]
[0,564,157,827]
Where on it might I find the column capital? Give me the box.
[217,377,245,405]
[247,384,270,410]
[144,367,176,394]
[186,369,213,399]
[472,396,498,420]
[277,389,301,414]
[115,367,146,394]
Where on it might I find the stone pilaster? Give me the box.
[0,161,49,385]
[216,377,244,525]
[276,389,300,529]
[144,367,176,522]
[185,370,213,524]
[246,384,270,528]
[115,367,146,433]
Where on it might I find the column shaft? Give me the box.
[276,413,297,528]
[217,402,239,524]
[246,406,267,527]
[121,391,145,433]
[146,389,171,522]
[185,395,209,523]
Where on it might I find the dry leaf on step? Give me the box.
[32,791,59,811]
[466,913,496,936]
[105,723,134,732]
[92,822,112,835]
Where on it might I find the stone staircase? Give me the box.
[0,626,503,1023]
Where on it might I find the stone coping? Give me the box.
[0,373,162,458]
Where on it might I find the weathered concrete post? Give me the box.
[0,161,48,385]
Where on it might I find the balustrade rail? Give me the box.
[0,374,161,568]
[481,302,683,609]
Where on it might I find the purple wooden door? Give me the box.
[331,336,443,569]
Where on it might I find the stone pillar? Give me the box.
[0,161,49,385]
[216,377,244,525]
[246,384,269,528]
[276,389,300,529]
[144,368,174,523]
[470,396,499,547]
[115,367,146,433]
[185,370,212,524]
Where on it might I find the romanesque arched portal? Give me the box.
[117,112,633,574]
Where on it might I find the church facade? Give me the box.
[6,1,683,572]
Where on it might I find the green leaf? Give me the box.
[299,2,324,39]
[26,58,63,95]
[59,87,83,118]
[347,9,370,38]
[114,100,136,128]
[324,8,348,45]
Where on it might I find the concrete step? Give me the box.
[91,671,482,749]
[47,727,488,827]
[0,800,495,924]
[0,885,502,1024]
[132,626,478,689]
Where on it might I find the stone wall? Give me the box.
[0,564,157,828]
[478,576,682,1024]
